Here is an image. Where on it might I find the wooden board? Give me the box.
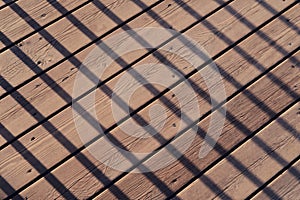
[0,0,159,95]
[0,0,90,50]
[0,0,290,148]
[13,4,300,199]
[0,0,17,10]
[252,160,300,200]
[0,0,234,147]
[0,0,231,198]
[94,46,300,199]
[177,103,300,199]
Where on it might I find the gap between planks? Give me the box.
[10,4,300,200]
[252,159,300,200]
[0,0,298,198]
[176,101,300,199]
[0,0,94,51]
[0,0,163,95]
[0,0,293,148]
[0,0,234,148]
[94,46,300,199]
[0,0,231,198]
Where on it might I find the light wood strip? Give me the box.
[17,5,300,200]
[252,160,300,200]
[0,0,91,50]
[177,103,300,199]
[0,0,159,95]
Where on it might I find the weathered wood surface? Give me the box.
[94,44,300,199]
[0,0,232,145]
[0,0,17,10]
[177,102,300,199]
[0,0,292,149]
[0,0,299,199]
[0,0,232,198]
[18,4,300,200]
[253,160,300,200]
[0,0,90,50]
[0,0,159,95]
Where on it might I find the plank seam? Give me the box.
[0,0,233,149]
[0,0,17,10]
[168,100,300,199]
[92,48,300,199]
[167,54,300,198]
[246,155,300,200]
[0,0,94,53]
[2,1,300,198]
[0,0,165,99]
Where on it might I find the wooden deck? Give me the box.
[0,0,299,199]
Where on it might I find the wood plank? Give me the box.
[0,0,289,147]
[0,0,17,10]
[0,0,231,198]
[0,0,176,145]
[15,5,300,199]
[94,46,300,199]
[0,0,91,50]
[0,0,159,95]
[177,103,300,199]
[252,160,300,200]
[0,0,233,146]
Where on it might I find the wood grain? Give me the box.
[0,0,233,146]
[177,102,300,199]
[0,0,289,147]
[0,0,158,95]
[0,0,90,50]
[253,160,300,200]
[0,0,230,199]
[15,4,300,200]
[0,0,17,10]
[95,46,299,199]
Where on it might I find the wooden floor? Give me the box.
[0,0,299,199]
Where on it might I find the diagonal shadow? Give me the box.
[0,0,16,10]
[0,0,95,53]
[1,0,298,198]
[0,30,181,200]
[96,52,299,200]
[0,122,77,199]
[2,0,297,152]
[86,0,300,194]
[1,73,133,199]
[3,2,298,198]
[0,0,232,151]
[0,175,22,200]
[0,0,164,98]
[86,0,300,196]
[246,154,300,199]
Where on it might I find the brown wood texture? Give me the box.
[0,0,299,199]
[177,101,300,199]
[0,0,231,198]
[0,0,90,50]
[94,45,299,199]
[19,3,300,200]
[0,0,231,145]
[253,160,300,200]
[0,0,159,95]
